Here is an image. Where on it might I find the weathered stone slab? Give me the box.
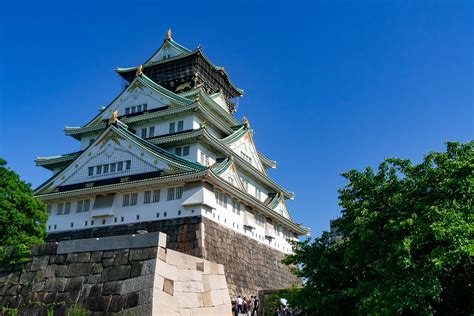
[66,252,91,263]
[121,275,154,294]
[101,265,131,282]
[57,232,162,254]
[129,247,157,261]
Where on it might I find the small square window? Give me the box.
[91,220,94,226]
[157,213,160,218]
[178,210,181,216]
[177,120,184,132]
[85,221,88,226]
[175,147,182,156]
[143,104,148,111]
[121,216,124,222]
[117,161,123,171]
[163,212,167,217]
[126,160,131,170]
[102,219,106,225]
[88,167,94,176]
[149,126,155,137]
[136,215,140,220]
[48,225,51,230]
[137,105,142,112]
[54,224,57,229]
[114,217,117,223]
[141,128,147,138]
[131,106,136,114]
[70,222,74,228]
[96,165,102,175]
[103,164,109,173]
[110,163,116,172]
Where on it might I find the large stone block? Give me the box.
[30,256,49,271]
[102,281,123,295]
[65,263,94,277]
[66,252,91,263]
[121,275,154,294]
[129,247,157,261]
[43,277,67,292]
[101,265,131,282]
[64,276,85,292]
[202,274,228,291]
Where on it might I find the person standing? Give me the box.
[237,295,244,314]
[252,295,259,316]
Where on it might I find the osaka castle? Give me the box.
[34,30,309,295]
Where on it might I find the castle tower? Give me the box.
[34,30,309,296]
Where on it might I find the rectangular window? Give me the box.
[117,161,123,171]
[57,203,64,215]
[141,128,147,138]
[255,188,261,200]
[125,108,130,115]
[114,217,117,223]
[178,210,181,216]
[164,212,167,217]
[137,105,142,112]
[143,104,147,111]
[131,106,136,114]
[144,191,151,204]
[177,120,184,132]
[102,219,106,225]
[91,221,94,226]
[130,193,138,205]
[96,165,102,175]
[175,147,182,156]
[183,146,190,156]
[103,164,109,174]
[149,126,155,137]
[169,122,175,133]
[76,200,83,213]
[126,160,131,170]
[70,222,74,228]
[176,186,184,199]
[88,167,94,176]
[167,187,175,201]
[256,214,264,227]
[84,199,90,211]
[121,216,124,222]
[153,189,160,203]
[122,194,130,207]
[110,163,116,172]
[46,205,52,215]
[157,213,160,218]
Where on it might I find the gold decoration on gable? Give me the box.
[109,110,119,124]
[136,65,144,76]
[243,117,250,129]
[166,28,172,40]
[98,129,124,148]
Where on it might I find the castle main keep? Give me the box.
[34,29,309,297]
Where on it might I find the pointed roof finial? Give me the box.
[243,116,250,129]
[109,110,119,125]
[136,65,144,76]
[166,28,172,40]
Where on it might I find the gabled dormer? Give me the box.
[221,122,266,173]
[36,121,204,195]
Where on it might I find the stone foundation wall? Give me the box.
[0,232,231,315]
[201,218,301,298]
[45,216,300,299]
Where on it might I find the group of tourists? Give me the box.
[232,295,259,316]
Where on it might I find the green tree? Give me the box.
[283,141,473,315]
[0,158,47,264]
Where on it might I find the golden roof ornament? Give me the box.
[136,65,144,76]
[166,28,172,40]
[243,117,250,129]
[109,110,119,124]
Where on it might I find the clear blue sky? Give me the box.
[0,0,472,237]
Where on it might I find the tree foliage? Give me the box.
[283,141,473,315]
[0,158,47,263]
